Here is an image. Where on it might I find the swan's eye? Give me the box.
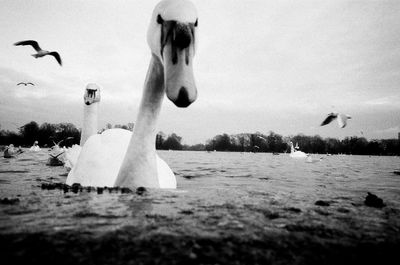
[157,14,164,24]
[194,19,198,27]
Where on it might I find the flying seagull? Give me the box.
[52,137,74,147]
[17,82,35,86]
[320,112,352,128]
[14,40,62,66]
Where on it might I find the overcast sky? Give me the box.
[1,0,399,144]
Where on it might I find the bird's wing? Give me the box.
[17,82,25,85]
[337,114,348,128]
[48,52,62,66]
[320,113,337,126]
[53,152,65,158]
[14,40,41,51]
[57,137,74,146]
[27,82,35,86]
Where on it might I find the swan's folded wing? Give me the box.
[66,129,131,187]
[156,155,177,189]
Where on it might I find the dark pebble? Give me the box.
[286,207,302,213]
[364,192,385,208]
[41,183,56,190]
[97,187,104,194]
[315,200,330,207]
[179,209,194,215]
[71,183,81,193]
[393,171,400,175]
[136,187,147,195]
[0,198,20,205]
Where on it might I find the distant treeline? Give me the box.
[1,121,399,155]
[0,121,192,151]
[0,121,81,147]
[202,132,400,156]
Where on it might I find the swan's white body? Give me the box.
[66,0,198,189]
[29,141,41,152]
[29,146,41,152]
[289,142,307,158]
[66,129,176,188]
[63,145,81,170]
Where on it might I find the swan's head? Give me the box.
[84,83,101,105]
[147,0,198,108]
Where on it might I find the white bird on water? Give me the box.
[289,141,307,158]
[14,40,62,66]
[63,84,102,171]
[320,112,351,128]
[66,0,199,189]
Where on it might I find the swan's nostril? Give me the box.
[174,87,192,108]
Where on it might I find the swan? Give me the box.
[320,112,351,128]
[3,144,23,158]
[66,0,199,188]
[29,141,41,152]
[14,40,62,66]
[63,84,101,170]
[289,141,307,158]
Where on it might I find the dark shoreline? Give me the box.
[1,228,399,265]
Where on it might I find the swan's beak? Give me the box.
[162,21,197,108]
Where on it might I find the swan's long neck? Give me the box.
[115,55,165,188]
[134,55,165,146]
[80,103,98,146]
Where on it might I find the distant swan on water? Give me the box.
[3,144,23,158]
[14,40,62,66]
[63,84,101,170]
[289,141,307,158]
[29,141,41,152]
[66,0,199,189]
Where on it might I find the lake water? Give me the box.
[1,149,400,264]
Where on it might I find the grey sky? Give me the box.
[1,0,400,144]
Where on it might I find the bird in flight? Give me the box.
[14,40,62,66]
[17,82,35,86]
[320,112,351,128]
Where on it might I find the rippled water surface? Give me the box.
[1,149,400,242]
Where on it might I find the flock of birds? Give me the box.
[5,0,358,188]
